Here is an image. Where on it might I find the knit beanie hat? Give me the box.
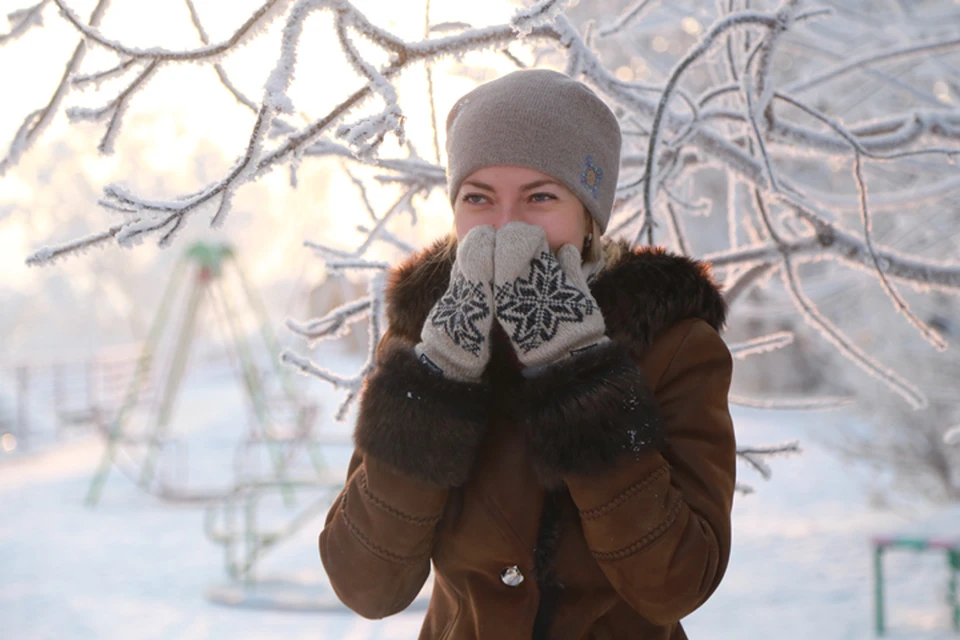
[444,69,622,234]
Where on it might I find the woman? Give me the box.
[319,69,736,640]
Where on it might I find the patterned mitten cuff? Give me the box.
[494,222,608,370]
[417,225,496,381]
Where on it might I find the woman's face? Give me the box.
[453,165,588,253]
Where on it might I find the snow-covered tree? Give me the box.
[3,0,960,492]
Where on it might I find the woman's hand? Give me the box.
[416,225,496,381]
[493,222,608,371]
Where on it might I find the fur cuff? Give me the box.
[354,342,491,487]
[517,341,664,483]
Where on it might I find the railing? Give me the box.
[0,344,153,454]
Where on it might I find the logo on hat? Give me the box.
[580,156,603,200]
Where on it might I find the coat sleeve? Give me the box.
[518,318,736,625]
[319,331,491,619]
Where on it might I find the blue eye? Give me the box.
[530,192,557,203]
[461,193,487,205]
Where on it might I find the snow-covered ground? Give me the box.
[2,357,958,640]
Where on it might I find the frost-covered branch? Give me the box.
[597,0,655,38]
[0,0,50,46]
[8,0,960,433]
[851,153,947,352]
[51,0,293,62]
[738,441,802,481]
[286,298,372,343]
[729,331,795,359]
[731,395,855,410]
[786,34,960,94]
[781,254,927,409]
[283,270,386,420]
[642,4,832,237]
[184,0,258,112]
[304,186,420,261]
[0,0,109,177]
[67,59,161,154]
[71,57,140,89]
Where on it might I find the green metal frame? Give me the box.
[85,242,313,507]
[873,536,960,636]
[204,476,343,581]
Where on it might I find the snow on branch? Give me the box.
[781,254,927,409]
[184,0,258,113]
[945,425,960,446]
[283,271,386,420]
[50,0,293,62]
[786,35,960,95]
[286,298,372,343]
[0,0,110,177]
[71,57,140,89]
[728,331,794,359]
[304,186,420,261]
[512,0,572,37]
[642,4,832,240]
[738,441,802,481]
[9,0,960,446]
[24,224,123,265]
[0,0,50,47]
[730,395,855,411]
[66,59,161,154]
[597,0,655,38]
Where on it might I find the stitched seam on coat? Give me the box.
[340,493,428,566]
[358,469,442,527]
[652,319,698,393]
[578,465,669,521]
[590,492,683,561]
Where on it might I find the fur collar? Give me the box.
[385,237,727,352]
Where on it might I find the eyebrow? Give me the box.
[462,179,562,192]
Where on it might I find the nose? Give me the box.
[491,204,521,230]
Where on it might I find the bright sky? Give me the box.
[0,0,530,292]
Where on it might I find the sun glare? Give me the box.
[0,0,524,289]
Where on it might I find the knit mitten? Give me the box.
[415,225,496,381]
[493,222,608,371]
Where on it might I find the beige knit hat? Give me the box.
[444,69,622,234]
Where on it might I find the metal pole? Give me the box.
[53,363,64,437]
[949,548,960,632]
[16,365,29,452]
[86,258,188,506]
[140,270,206,489]
[214,272,295,505]
[874,544,885,636]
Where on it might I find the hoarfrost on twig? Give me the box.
[729,331,795,359]
[730,395,855,411]
[0,0,111,177]
[512,0,572,37]
[9,0,960,472]
[51,0,293,62]
[0,0,49,47]
[738,441,802,481]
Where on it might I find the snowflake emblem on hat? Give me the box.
[495,251,596,353]
[580,155,603,200]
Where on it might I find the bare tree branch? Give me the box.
[0,1,51,47]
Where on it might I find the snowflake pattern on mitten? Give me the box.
[495,251,596,353]
[428,270,491,357]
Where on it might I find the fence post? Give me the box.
[874,544,885,636]
[15,365,29,451]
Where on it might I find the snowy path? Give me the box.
[2,376,958,639]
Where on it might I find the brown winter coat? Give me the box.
[320,238,736,640]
